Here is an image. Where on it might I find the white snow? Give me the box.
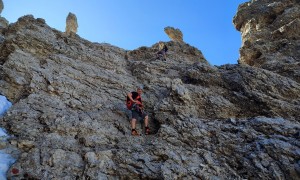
[0,150,16,180]
[0,95,12,117]
[0,95,15,180]
[0,128,7,138]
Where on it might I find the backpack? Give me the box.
[126,94,142,110]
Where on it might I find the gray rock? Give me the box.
[0,17,8,29]
[0,2,299,179]
[233,0,300,83]
[0,0,3,15]
[65,12,78,36]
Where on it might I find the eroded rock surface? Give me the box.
[0,1,299,179]
[65,12,78,36]
[164,26,184,42]
[234,0,300,82]
[0,0,3,15]
[0,0,8,29]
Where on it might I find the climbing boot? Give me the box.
[131,129,139,136]
[145,127,150,135]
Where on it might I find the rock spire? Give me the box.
[65,12,78,36]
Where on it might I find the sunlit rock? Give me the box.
[65,12,78,36]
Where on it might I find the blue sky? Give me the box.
[2,0,248,65]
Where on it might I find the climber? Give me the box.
[156,41,168,61]
[126,86,150,136]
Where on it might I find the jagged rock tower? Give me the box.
[65,12,78,36]
[164,26,184,42]
[233,0,300,82]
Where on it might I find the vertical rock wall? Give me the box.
[0,1,299,179]
[233,0,300,82]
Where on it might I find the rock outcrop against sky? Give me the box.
[0,0,3,15]
[234,0,300,83]
[164,26,184,42]
[65,12,78,36]
[0,0,299,179]
[0,0,8,29]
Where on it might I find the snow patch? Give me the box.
[0,128,8,138]
[0,95,12,117]
[0,150,16,180]
[0,95,15,180]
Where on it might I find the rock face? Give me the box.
[233,0,300,83]
[0,1,299,179]
[0,0,3,15]
[164,26,184,42]
[0,0,8,29]
[65,12,78,36]
[0,17,8,29]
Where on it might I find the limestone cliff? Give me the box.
[0,0,3,15]
[234,0,300,83]
[0,1,299,179]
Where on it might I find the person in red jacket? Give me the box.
[127,86,149,136]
